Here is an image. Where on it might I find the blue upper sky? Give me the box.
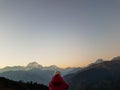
[0,0,120,68]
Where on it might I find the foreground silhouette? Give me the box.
[0,77,49,90]
[49,71,69,90]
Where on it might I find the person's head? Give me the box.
[54,71,61,75]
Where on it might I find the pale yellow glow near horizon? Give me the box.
[0,55,118,69]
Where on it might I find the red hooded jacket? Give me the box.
[49,74,69,90]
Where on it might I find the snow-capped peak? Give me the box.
[26,62,43,69]
[94,59,104,64]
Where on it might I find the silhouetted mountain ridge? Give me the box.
[64,56,120,90]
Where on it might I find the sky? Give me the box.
[0,0,120,68]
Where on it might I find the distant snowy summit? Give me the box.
[26,62,43,69]
[89,59,104,66]
[94,59,104,64]
[26,62,63,71]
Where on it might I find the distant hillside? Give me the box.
[0,69,54,85]
[64,56,120,90]
[0,77,48,90]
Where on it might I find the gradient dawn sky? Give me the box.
[0,0,120,68]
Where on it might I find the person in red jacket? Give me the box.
[49,71,69,90]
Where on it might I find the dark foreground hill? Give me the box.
[64,56,120,90]
[0,77,49,90]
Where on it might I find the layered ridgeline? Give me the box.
[0,62,81,85]
[0,77,48,90]
[64,56,120,90]
[1,56,120,90]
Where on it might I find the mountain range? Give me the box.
[64,56,120,90]
[0,56,120,90]
[0,62,81,85]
